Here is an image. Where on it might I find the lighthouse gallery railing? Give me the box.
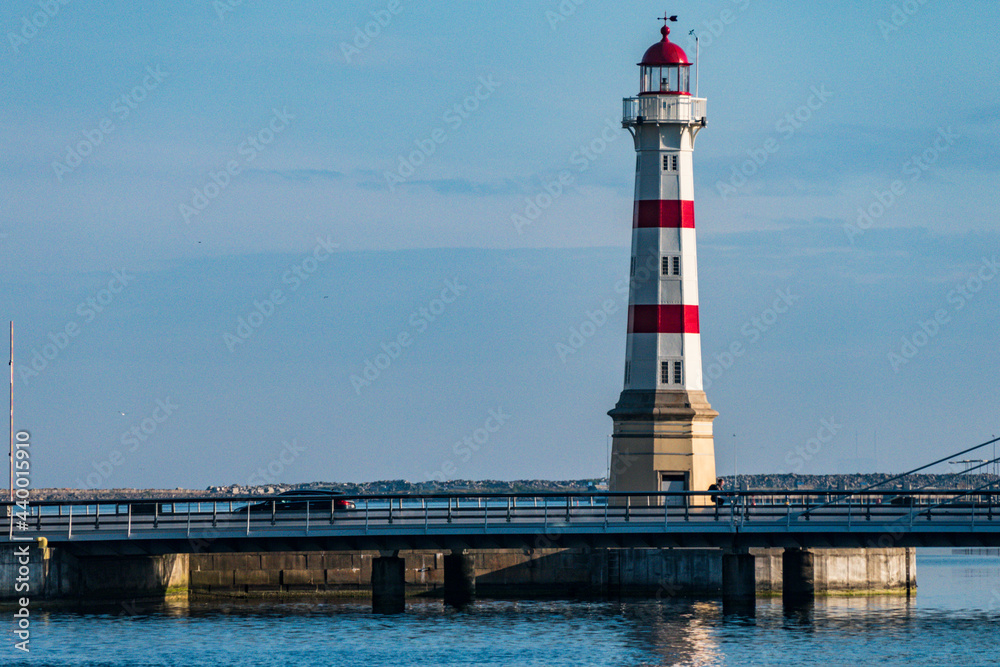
[623,96,707,125]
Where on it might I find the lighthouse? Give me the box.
[608,19,717,501]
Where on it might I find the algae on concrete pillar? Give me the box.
[443,550,476,607]
[371,555,406,614]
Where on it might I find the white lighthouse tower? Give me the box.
[608,19,717,500]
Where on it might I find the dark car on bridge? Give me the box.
[234,489,356,514]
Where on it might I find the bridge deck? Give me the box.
[5,491,999,555]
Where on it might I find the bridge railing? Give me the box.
[3,489,998,542]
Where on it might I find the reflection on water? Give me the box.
[624,600,725,666]
[2,550,998,666]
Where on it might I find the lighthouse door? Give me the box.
[659,474,686,506]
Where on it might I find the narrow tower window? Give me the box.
[672,256,681,276]
[624,361,630,385]
[660,359,684,385]
[662,255,681,277]
[631,257,636,277]
[662,154,678,172]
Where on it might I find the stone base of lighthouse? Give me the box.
[608,390,718,506]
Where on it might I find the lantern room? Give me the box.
[638,26,691,95]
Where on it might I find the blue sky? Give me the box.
[2,1,998,489]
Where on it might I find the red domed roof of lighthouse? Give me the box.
[639,26,690,66]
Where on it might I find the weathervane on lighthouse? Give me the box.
[608,17,717,503]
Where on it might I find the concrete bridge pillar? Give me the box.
[721,549,755,612]
[371,553,406,614]
[443,550,476,607]
[782,547,815,605]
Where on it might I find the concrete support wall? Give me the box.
[189,551,444,596]
[1,546,188,602]
[473,548,606,597]
[4,546,916,602]
[467,547,720,597]
[752,547,783,596]
[791,547,916,595]
[186,547,921,600]
[190,548,726,598]
[73,553,189,600]
[0,545,50,600]
[613,547,722,596]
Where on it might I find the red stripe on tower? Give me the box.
[627,305,700,334]
[633,200,695,228]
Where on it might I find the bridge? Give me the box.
[7,489,999,555]
[4,488,999,611]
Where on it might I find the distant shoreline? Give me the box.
[20,472,999,501]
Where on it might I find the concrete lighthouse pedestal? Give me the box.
[609,390,718,504]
